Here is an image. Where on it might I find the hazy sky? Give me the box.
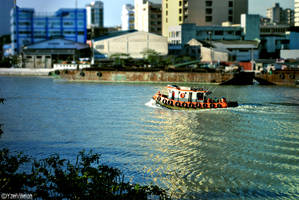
[16,0,294,26]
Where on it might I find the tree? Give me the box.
[110,53,130,69]
[141,49,161,68]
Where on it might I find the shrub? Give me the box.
[0,149,168,199]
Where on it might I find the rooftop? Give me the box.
[93,30,137,42]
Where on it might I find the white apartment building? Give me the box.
[134,0,162,35]
[121,4,135,31]
[295,0,299,26]
[86,1,104,29]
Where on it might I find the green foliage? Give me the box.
[109,53,131,69]
[0,149,168,199]
[141,49,162,67]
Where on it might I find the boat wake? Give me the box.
[145,99,162,109]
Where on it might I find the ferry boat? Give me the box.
[152,85,238,110]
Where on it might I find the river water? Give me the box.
[0,76,298,199]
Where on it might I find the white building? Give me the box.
[295,0,299,26]
[0,0,14,36]
[121,4,134,31]
[86,1,104,29]
[134,0,162,35]
[92,30,168,59]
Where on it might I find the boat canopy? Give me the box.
[167,85,211,94]
[166,85,211,101]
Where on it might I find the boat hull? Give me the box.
[152,94,238,110]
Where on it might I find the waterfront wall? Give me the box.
[0,68,54,76]
[59,70,234,84]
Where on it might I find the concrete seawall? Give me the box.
[0,68,54,76]
[59,70,234,84]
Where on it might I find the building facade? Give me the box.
[162,0,248,38]
[11,7,87,55]
[86,1,104,29]
[92,30,168,59]
[168,23,243,47]
[241,14,260,40]
[22,38,90,68]
[295,0,299,26]
[0,0,14,36]
[121,4,135,31]
[134,0,162,35]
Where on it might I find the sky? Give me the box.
[16,0,295,27]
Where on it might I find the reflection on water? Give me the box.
[0,77,298,199]
[143,101,299,199]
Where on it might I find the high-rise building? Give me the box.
[162,0,248,37]
[266,3,282,24]
[11,7,87,55]
[0,0,14,36]
[86,1,104,29]
[121,4,135,31]
[266,3,294,25]
[134,0,162,35]
[284,8,294,26]
[295,0,299,26]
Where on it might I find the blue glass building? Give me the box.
[11,7,87,55]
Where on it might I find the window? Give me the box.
[228,16,233,22]
[229,1,233,7]
[215,31,224,35]
[228,10,233,15]
[205,16,212,22]
[37,56,42,59]
[64,21,74,26]
[179,1,182,6]
[96,45,104,49]
[206,8,212,14]
[206,1,212,7]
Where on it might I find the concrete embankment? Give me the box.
[0,68,54,76]
[59,70,234,84]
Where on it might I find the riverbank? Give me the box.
[0,68,54,76]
